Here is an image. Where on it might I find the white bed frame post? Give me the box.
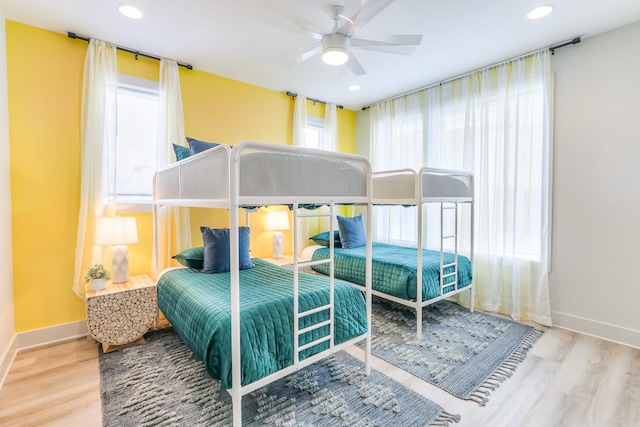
[416,172,423,338]
[365,199,372,375]
[229,150,242,427]
[469,175,475,312]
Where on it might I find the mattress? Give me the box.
[154,142,370,206]
[157,259,367,389]
[311,242,472,301]
[373,169,472,202]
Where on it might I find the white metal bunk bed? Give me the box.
[152,141,373,426]
[372,167,474,336]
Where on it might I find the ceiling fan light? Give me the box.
[323,48,348,65]
[322,33,349,66]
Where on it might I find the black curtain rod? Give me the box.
[67,32,193,70]
[286,91,344,109]
[360,37,582,111]
[549,37,581,55]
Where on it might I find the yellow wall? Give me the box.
[6,21,356,332]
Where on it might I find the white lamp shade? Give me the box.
[265,211,290,231]
[95,216,138,245]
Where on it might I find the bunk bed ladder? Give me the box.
[440,202,459,293]
[292,203,335,365]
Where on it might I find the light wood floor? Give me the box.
[1,322,639,427]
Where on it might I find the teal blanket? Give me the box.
[311,242,472,301]
[157,259,367,389]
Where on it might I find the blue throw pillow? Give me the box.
[187,136,220,156]
[200,226,254,273]
[173,144,191,161]
[337,214,366,249]
[310,230,342,248]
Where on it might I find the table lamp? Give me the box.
[95,216,138,283]
[265,211,290,259]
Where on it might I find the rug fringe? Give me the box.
[431,409,461,426]
[468,328,543,407]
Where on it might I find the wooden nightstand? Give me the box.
[85,274,157,352]
[261,255,294,266]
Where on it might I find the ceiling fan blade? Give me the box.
[346,52,366,76]
[283,44,322,67]
[296,45,323,63]
[339,0,397,35]
[351,34,423,46]
[350,35,422,55]
[262,2,325,40]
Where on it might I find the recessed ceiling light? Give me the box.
[526,4,554,20]
[119,4,144,19]
[348,84,361,91]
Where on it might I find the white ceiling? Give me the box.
[1,0,639,110]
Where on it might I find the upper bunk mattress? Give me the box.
[157,259,367,389]
[154,142,371,205]
[239,151,367,198]
[373,169,472,203]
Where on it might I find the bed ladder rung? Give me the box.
[299,303,331,318]
[298,259,330,268]
[442,234,457,239]
[298,319,331,336]
[442,272,457,279]
[298,336,331,352]
[442,262,457,269]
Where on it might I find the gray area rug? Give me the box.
[361,298,543,405]
[99,328,460,426]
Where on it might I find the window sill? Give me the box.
[116,203,152,213]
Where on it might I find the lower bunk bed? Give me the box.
[304,242,472,336]
[157,259,368,389]
[306,242,472,302]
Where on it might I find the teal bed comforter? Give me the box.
[311,242,472,301]
[157,258,367,389]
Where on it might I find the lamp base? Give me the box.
[272,231,283,259]
[112,245,130,284]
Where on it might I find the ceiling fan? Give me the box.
[280,0,423,76]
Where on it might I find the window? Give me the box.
[302,116,324,149]
[373,69,548,261]
[106,75,159,209]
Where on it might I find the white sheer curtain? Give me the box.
[73,40,118,297]
[153,59,190,279]
[371,92,426,245]
[322,103,337,151]
[371,51,552,325]
[291,94,309,254]
[292,94,307,147]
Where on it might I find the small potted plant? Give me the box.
[85,264,111,291]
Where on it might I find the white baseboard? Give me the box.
[15,320,88,351]
[0,334,17,390]
[0,321,88,392]
[551,310,640,350]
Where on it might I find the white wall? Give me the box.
[0,9,17,387]
[549,21,640,347]
[354,21,640,348]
